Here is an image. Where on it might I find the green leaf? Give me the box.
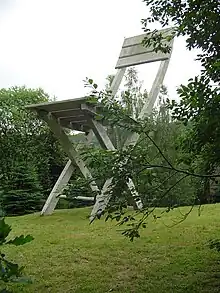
[0,218,12,245]
[7,235,34,246]
[88,79,93,84]
[86,96,98,105]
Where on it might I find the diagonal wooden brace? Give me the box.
[39,111,99,215]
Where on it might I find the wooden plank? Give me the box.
[123,33,147,47]
[41,160,74,215]
[119,45,154,58]
[59,115,87,123]
[39,111,99,194]
[75,196,94,201]
[81,104,98,116]
[52,109,84,119]
[116,51,169,69]
[90,178,112,221]
[26,97,88,113]
[123,28,173,47]
[139,59,171,119]
[89,119,115,150]
[69,122,91,133]
[127,178,143,209]
[110,68,126,95]
[59,195,94,201]
[57,116,88,124]
[63,118,88,124]
[57,119,91,132]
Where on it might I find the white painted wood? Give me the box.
[40,111,99,192]
[116,51,169,69]
[75,196,94,201]
[116,28,174,69]
[59,195,94,201]
[110,68,126,96]
[127,179,143,209]
[90,178,112,221]
[26,97,87,113]
[41,159,74,215]
[122,28,173,47]
[53,109,84,119]
[89,119,115,150]
[119,45,154,58]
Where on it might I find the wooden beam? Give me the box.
[39,110,99,194]
[59,195,94,201]
[89,119,115,150]
[41,160,74,215]
[116,51,169,69]
[111,68,126,96]
[122,28,172,47]
[125,46,173,147]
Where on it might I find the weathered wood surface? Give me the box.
[115,28,173,69]
[27,28,174,217]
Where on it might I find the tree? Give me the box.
[0,86,65,215]
[142,0,220,202]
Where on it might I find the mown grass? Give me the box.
[2,204,220,292]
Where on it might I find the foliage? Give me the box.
[0,218,33,292]
[142,0,220,203]
[142,0,220,83]
[0,86,65,216]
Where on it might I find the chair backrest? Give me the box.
[115,28,173,69]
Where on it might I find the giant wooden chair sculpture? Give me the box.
[27,28,174,220]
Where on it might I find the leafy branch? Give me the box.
[0,218,33,292]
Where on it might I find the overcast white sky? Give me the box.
[0,0,202,101]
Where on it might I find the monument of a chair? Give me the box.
[26,28,174,221]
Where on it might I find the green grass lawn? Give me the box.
[3,204,220,293]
